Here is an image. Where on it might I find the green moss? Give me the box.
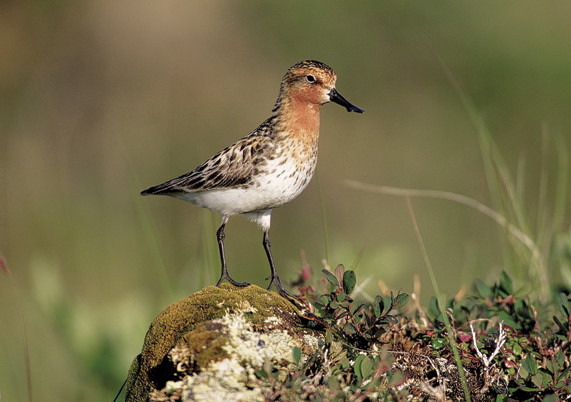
[124,284,300,401]
[184,323,230,369]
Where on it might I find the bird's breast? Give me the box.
[249,143,318,205]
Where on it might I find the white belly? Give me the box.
[175,154,316,216]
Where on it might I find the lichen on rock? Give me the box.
[124,283,321,401]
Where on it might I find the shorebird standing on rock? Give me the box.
[142,60,364,300]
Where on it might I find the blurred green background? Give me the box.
[1,1,570,400]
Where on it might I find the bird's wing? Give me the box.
[142,121,274,195]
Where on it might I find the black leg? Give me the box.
[263,229,300,302]
[215,220,249,288]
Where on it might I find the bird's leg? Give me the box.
[263,230,300,302]
[216,220,249,287]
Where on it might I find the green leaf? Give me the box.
[340,355,350,370]
[500,271,513,295]
[553,316,566,333]
[556,365,570,382]
[475,278,491,298]
[293,346,302,365]
[373,296,384,317]
[512,342,522,356]
[499,311,521,330]
[343,322,357,335]
[394,293,409,309]
[555,350,565,367]
[322,269,339,287]
[518,386,540,392]
[316,294,329,306]
[557,292,569,316]
[523,354,537,375]
[336,291,347,303]
[325,329,333,345]
[547,358,559,376]
[354,354,365,380]
[360,356,374,380]
[342,270,356,294]
[542,394,558,402]
[428,297,441,321]
[432,337,446,349]
[531,372,546,388]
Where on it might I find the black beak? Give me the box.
[329,88,364,113]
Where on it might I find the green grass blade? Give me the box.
[404,197,472,402]
[316,169,330,264]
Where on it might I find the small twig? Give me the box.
[470,321,506,368]
[411,292,429,328]
[411,275,430,327]
[470,321,506,392]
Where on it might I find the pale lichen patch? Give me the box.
[173,312,312,401]
[181,358,264,402]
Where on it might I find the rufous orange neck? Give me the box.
[274,96,321,145]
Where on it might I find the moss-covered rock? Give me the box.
[124,284,320,401]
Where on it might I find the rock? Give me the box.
[124,284,321,401]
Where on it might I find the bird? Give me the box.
[141,60,364,301]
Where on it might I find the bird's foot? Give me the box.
[216,273,249,288]
[267,276,302,305]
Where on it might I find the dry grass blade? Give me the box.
[345,179,542,262]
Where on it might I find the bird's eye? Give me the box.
[306,74,316,83]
